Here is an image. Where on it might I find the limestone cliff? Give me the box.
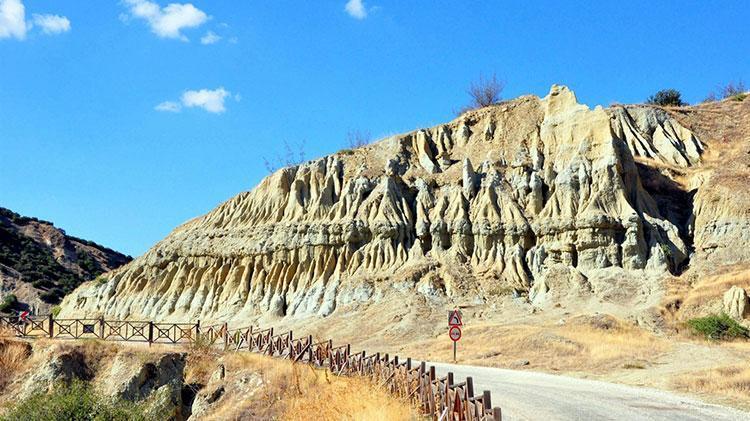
[60,86,724,322]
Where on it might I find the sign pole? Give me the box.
[453,340,456,363]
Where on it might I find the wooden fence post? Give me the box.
[466,376,474,398]
[493,407,502,421]
[307,335,313,363]
[148,321,154,346]
[195,320,200,342]
[248,326,254,351]
[222,322,228,351]
[48,314,54,338]
[99,317,105,339]
[483,390,492,414]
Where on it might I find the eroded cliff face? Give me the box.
[60,86,713,322]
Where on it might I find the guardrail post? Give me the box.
[466,376,474,398]
[148,321,154,346]
[222,322,228,351]
[248,326,254,351]
[48,314,54,338]
[493,407,502,421]
[406,357,411,370]
[483,390,492,413]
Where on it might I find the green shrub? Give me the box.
[0,294,18,314]
[687,313,749,340]
[0,380,147,421]
[646,89,686,106]
[51,306,62,318]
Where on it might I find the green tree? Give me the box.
[646,89,686,106]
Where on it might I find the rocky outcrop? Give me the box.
[723,286,749,320]
[59,85,709,323]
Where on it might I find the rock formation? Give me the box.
[58,85,739,324]
[723,286,749,320]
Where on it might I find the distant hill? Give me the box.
[0,207,131,314]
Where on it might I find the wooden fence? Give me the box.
[1,314,502,420]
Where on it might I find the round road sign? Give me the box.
[449,325,462,342]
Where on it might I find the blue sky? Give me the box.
[1,0,748,256]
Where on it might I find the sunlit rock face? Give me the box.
[60,85,708,322]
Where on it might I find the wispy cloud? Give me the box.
[344,0,367,20]
[122,0,208,41]
[0,0,70,40]
[156,87,236,114]
[155,101,181,112]
[200,30,220,45]
[31,13,70,35]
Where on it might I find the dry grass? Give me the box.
[673,364,750,409]
[684,269,750,309]
[203,353,416,420]
[403,315,669,373]
[0,339,31,391]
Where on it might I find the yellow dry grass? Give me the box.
[682,268,750,312]
[404,315,669,373]
[203,353,416,420]
[0,339,31,391]
[673,364,750,409]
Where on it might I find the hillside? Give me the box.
[0,207,131,313]
[58,85,749,330]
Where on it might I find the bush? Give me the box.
[0,380,147,421]
[646,89,686,107]
[346,130,371,149]
[457,73,505,115]
[721,80,746,100]
[0,295,18,314]
[687,313,749,340]
[262,139,306,173]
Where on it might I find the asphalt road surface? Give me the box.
[426,361,750,421]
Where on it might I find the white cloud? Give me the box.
[123,0,208,41]
[155,101,181,112]
[156,87,236,114]
[31,13,70,34]
[200,30,220,45]
[0,0,27,40]
[344,0,367,20]
[0,0,71,40]
[181,88,230,113]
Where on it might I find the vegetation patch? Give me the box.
[646,89,686,106]
[0,295,18,314]
[687,313,749,340]
[0,380,147,421]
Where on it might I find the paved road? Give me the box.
[426,361,750,421]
